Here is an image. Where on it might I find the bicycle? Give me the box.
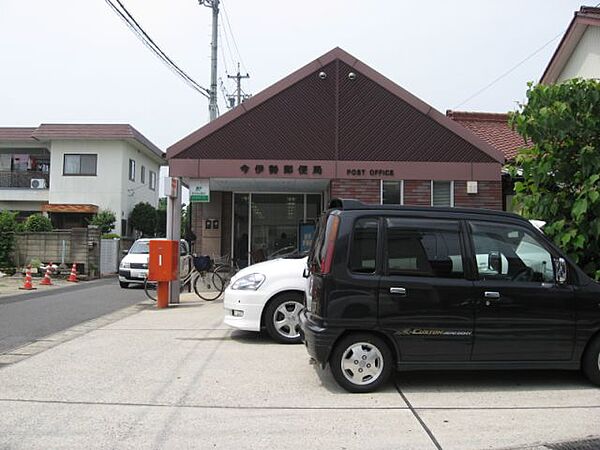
[144,254,225,302]
[212,253,240,287]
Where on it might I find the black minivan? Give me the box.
[300,199,600,393]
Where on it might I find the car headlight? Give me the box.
[231,273,266,290]
[120,262,131,269]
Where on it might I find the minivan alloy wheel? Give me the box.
[273,301,302,339]
[340,342,384,386]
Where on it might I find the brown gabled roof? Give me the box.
[541,6,600,84]
[32,124,164,160]
[446,110,529,161]
[0,127,39,143]
[168,47,504,164]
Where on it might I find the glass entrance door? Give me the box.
[232,193,322,266]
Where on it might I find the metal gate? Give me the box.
[100,238,119,275]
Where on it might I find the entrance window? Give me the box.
[233,193,322,266]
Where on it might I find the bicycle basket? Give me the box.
[193,255,212,272]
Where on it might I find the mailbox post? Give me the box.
[148,240,179,308]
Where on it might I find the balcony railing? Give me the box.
[0,171,50,189]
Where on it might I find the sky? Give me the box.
[0,0,589,153]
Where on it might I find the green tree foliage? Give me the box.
[129,202,157,237]
[0,210,18,267]
[89,209,116,234]
[23,214,53,232]
[509,78,600,279]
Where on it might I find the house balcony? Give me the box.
[0,171,50,202]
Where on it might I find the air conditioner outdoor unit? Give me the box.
[30,178,47,189]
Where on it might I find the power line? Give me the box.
[220,0,248,74]
[105,0,210,98]
[454,31,564,109]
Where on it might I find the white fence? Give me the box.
[100,239,120,275]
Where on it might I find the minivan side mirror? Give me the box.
[555,257,567,284]
[488,251,502,274]
[122,249,129,256]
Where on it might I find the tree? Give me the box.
[129,202,157,237]
[23,214,53,232]
[0,210,18,267]
[509,78,600,279]
[89,209,117,235]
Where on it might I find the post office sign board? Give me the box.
[189,179,210,203]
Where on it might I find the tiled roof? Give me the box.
[168,47,505,164]
[446,111,529,161]
[32,124,164,159]
[0,127,39,142]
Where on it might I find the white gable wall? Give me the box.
[557,26,600,82]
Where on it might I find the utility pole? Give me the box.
[199,0,219,121]
[227,63,250,107]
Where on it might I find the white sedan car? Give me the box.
[224,256,308,344]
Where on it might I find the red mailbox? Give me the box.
[148,240,178,282]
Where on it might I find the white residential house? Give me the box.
[0,124,165,236]
[541,6,600,84]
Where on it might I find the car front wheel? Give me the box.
[330,333,393,393]
[119,281,129,289]
[582,335,600,386]
[264,294,304,344]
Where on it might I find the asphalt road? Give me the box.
[0,278,146,354]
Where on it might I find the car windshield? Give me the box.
[129,241,149,254]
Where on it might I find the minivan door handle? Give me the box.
[390,287,407,296]
[484,291,500,299]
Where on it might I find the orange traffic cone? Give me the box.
[67,263,78,283]
[19,265,37,290]
[40,262,54,286]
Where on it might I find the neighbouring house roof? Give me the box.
[446,110,529,161]
[541,6,600,84]
[168,47,505,165]
[0,124,164,160]
[0,127,39,143]
[31,124,164,160]
[41,204,99,214]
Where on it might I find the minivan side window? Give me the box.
[349,218,378,273]
[470,221,554,283]
[385,218,464,278]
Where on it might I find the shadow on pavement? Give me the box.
[395,369,592,392]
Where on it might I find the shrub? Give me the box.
[0,210,18,267]
[89,209,117,235]
[23,214,53,232]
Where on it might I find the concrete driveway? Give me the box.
[0,296,598,449]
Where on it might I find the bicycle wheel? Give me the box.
[213,264,233,287]
[143,278,157,301]
[194,271,224,301]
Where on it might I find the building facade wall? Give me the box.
[330,179,380,204]
[403,180,432,206]
[454,180,502,210]
[121,141,162,235]
[48,140,124,233]
[558,26,600,82]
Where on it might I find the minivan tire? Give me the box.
[330,333,393,393]
[582,335,600,386]
[119,281,129,289]
[264,294,304,344]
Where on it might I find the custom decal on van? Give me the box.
[396,328,472,337]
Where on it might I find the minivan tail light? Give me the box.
[321,215,340,275]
